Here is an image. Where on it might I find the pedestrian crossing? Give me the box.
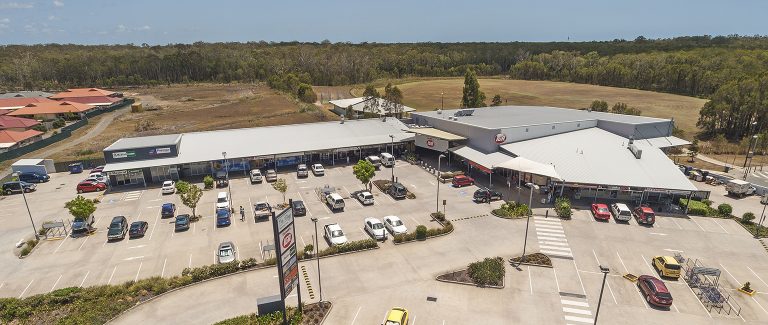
[122,190,143,201]
[752,170,768,179]
[533,216,573,259]
[560,295,594,324]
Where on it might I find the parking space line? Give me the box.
[639,255,656,274]
[670,218,683,230]
[572,260,587,295]
[107,266,117,285]
[712,219,729,234]
[552,267,561,292]
[350,306,362,325]
[147,210,161,241]
[49,274,62,293]
[528,266,533,295]
[134,262,143,282]
[79,271,89,287]
[18,279,33,298]
[161,258,167,278]
[77,235,91,251]
[616,251,629,273]
[747,266,768,288]
[53,235,69,254]
[689,217,707,231]
[188,254,192,268]
[407,216,420,226]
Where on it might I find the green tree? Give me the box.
[688,139,699,162]
[65,195,97,221]
[362,84,380,98]
[461,69,486,108]
[590,100,608,112]
[175,180,191,194]
[555,197,572,218]
[742,212,756,224]
[353,160,376,190]
[383,83,404,117]
[362,84,380,115]
[491,94,502,106]
[272,178,288,203]
[203,175,214,189]
[717,203,733,217]
[297,83,317,103]
[180,184,203,217]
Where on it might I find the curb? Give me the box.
[435,269,505,289]
[17,240,40,259]
[315,301,334,325]
[511,261,553,268]
[393,226,454,245]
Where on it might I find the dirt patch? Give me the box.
[436,269,473,284]
[510,253,553,267]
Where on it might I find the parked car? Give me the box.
[591,203,611,221]
[380,152,395,167]
[84,174,107,184]
[452,175,475,187]
[18,172,49,183]
[217,241,236,264]
[76,180,106,193]
[311,164,325,176]
[161,203,176,218]
[383,215,407,235]
[473,188,502,203]
[366,155,382,168]
[128,221,148,238]
[610,203,632,222]
[297,164,309,178]
[325,192,345,211]
[652,256,681,279]
[324,223,348,246]
[265,169,278,182]
[388,182,408,199]
[68,162,83,174]
[161,180,175,194]
[71,215,95,237]
[291,200,306,216]
[356,191,375,205]
[216,191,230,210]
[215,171,229,188]
[253,202,272,221]
[637,275,673,308]
[726,179,756,197]
[91,165,105,173]
[175,214,190,231]
[2,181,35,195]
[634,206,656,225]
[216,208,231,227]
[250,169,263,183]
[107,216,128,241]
[364,217,386,240]
[384,307,409,325]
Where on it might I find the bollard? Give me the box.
[545,210,548,218]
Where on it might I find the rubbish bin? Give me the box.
[68,163,83,174]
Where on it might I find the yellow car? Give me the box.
[384,307,409,325]
[652,256,681,279]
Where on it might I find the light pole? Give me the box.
[222,151,232,210]
[757,203,767,238]
[744,121,758,168]
[515,182,538,266]
[489,165,493,188]
[389,135,395,182]
[594,265,610,325]
[436,153,446,213]
[13,172,39,241]
[747,135,759,174]
[441,92,444,110]
[310,217,323,303]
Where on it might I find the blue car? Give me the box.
[216,208,231,227]
[175,214,190,231]
[161,203,176,218]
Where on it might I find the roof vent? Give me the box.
[628,143,642,159]
[454,109,475,117]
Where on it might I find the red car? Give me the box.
[77,180,106,193]
[637,275,673,308]
[634,206,656,225]
[452,175,475,187]
[591,203,611,221]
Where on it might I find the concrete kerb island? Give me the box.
[392,214,455,245]
[435,268,505,289]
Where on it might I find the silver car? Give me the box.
[217,241,236,264]
[265,169,278,182]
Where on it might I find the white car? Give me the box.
[383,215,407,235]
[217,241,236,264]
[216,191,230,210]
[265,169,278,182]
[324,223,347,246]
[364,217,386,240]
[250,169,263,183]
[356,191,374,205]
[84,174,108,184]
[161,180,175,194]
[311,164,325,176]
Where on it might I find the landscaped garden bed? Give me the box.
[510,253,553,268]
[436,257,505,288]
[393,212,454,244]
[491,201,529,219]
[372,179,416,199]
[214,301,332,325]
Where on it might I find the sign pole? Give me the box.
[270,210,287,324]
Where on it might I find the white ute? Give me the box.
[324,223,348,246]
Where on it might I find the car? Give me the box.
[591,203,611,221]
[77,180,106,193]
[325,192,345,211]
[324,223,348,246]
[71,215,95,237]
[2,181,35,195]
[84,174,108,184]
[356,191,375,205]
[161,180,175,194]
[473,188,502,203]
[174,214,190,231]
[216,191,230,210]
[91,165,105,173]
[17,172,49,183]
[366,155,382,168]
[107,216,128,241]
[297,164,309,178]
[253,202,272,221]
[311,164,325,176]
[250,169,263,183]
[387,182,407,199]
[364,217,387,240]
[291,200,306,217]
[161,203,176,218]
[217,241,236,264]
[384,307,409,325]
[265,169,278,182]
[610,203,632,222]
[652,256,681,279]
[215,171,229,188]
[634,206,656,225]
[452,175,475,187]
[128,221,148,238]
[637,275,673,308]
[383,215,407,235]
[216,208,231,227]
[380,152,395,167]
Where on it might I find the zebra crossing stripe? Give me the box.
[540,245,572,251]
[538,236,568,242]
[561,299,589,307]
[540,241,569,246]
[562,307,592,316]
[564,315,594,323]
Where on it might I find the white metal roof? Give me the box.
[501,127,697,191]
[407,127,466,141]
[329,97,415,114]
[104,134,182,151]
[449,146,561,179]
[449,146,517,169]
[12,158,46,166]
[637,136,691,148]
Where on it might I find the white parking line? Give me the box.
[640,254,656,274]
[107,266,117,285]
[408,215,420,226]
[77,235,91,251]
[147,210,161,241]
[53,235,70,254]
[747,266,768,288]
[670,218,683,230]
[616,251,629,273]
[528,266,533,294]
[552,267,561,292]
[716,264,750,321]
[541,245,571,251]
[18,279,33,298]
[161,258,167,278]
[49,274,62,292]
[536,231,565,237]
[351,306,362,325]
[188,253,192,268]
[563,307,591,315]
[79,271,90,287]
[689,217,707,231]
[713,219,729,234]
[134,262,143,282]
[572,260,587,295]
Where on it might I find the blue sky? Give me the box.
[0,0,766,45]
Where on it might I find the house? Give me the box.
[0,91,53,99]
[7,101,94,120]
[329,97,415,118]
[50,88,125,109]
[0,129,44,153]
[0,115,41,131]
[0,97,56,112]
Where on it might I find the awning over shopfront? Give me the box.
[449,146,514,170]
[449,146,561,179]
[407,127,466,141]
[496,157,561,180]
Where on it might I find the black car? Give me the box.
[215,171,229,188]
[107,216,128,241]
[2,181,35,195]
[18,172,50,183]
[473,188,503,203]
[175,214,190,231]
[128,221,148,238]
[291,200,306,216]
[387,182,407,199]
[71,215,95,237]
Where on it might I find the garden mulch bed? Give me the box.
[436,269,473,284]
[301,301,332,325]
[510,253,553,268]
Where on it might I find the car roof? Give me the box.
[326,223,341,230]
[162,203,174,208]
[130,221,145,226]
[219,241,233,248]
[111,216,125,222]
[639,206,654,213]
[613,203,630,209]
[386,308,407,321]
[642,276,669,293]
[657,256,679,265]
[218,191,227,197]
[385,215,400,221]
[593,203,608,207]
[163,180,173,184]
[217,209,230,216]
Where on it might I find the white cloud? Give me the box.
[0,18,9,23]
[48,15,56,20]
[52,0,63,7]
[0,2,34,9]
[115,24,151,33]
[137,25,150,31]
[116,24,126,32]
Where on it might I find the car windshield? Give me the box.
[392,219,403,226]
[666,263,681,270]
[162,204,173,210]
[598,208,609,213]
[130,224,141,230]
[385,321,401,325]
[109,222,121,230]
[331,230,344,237]
[163,181,172,186]
[176,216,187,222]
[217,210,229,218]
[645,212,656,218]
[298,166,307,171]
[257,203,268,209]
[217,197,227,203]
[657,292,672,299]
[372,223,384,229]
[363,194,373,199]
[620,210,631,216]
[219,248,233,256]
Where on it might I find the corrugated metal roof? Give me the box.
[104,134,182,151]
[501,127,697,191]
[407,127,466,140]
[0,91,53,99]
[12,158,46,166]
[639,136,691,148]
[449,146,516,169]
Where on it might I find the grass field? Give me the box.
[355,78,707,138]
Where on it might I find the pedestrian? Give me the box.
[240,206,245,221]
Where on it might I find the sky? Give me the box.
[0,0,766,45]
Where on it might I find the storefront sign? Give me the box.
[415,134,448,152]
[112,151,136,159]
[150,147,171,155]
[494,133,507,144]
[272,205,299,301]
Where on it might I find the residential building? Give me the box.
[0,129,44,153]
[7,101,94,120]
[0,115,41,131]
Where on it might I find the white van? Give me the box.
[366,155,382,168]
[610,203,632,222]
[380,152,395,167]
[216,192,230,210]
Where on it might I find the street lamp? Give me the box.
[389,135,395,182]
[310,217,323,303]
[515,182,538,266]
[594,265,610,325]
[489,165,493,188]
[12,172,39,241]
[747,135,759,174]
[441,92,444,110]
[436,153,446,213]
[744,121,758,168]
[222,151,232,210]
[756,203,767,238]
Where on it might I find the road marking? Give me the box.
[411,316,417,325]
[540,241,569,247]
[408,215,420,226]
[562,307,591,315]
[77,235,91,251]
[188,253,192,268]
[663,249,684,253]
[50,274,62,292]
[79,271,90,287]
[564,315,594,323]
[18,280,33,298]
[53,235,70,254]
[616,251,629,273]
[534,223,564,230]
[649,232,667,236]
[528,266,533,294]
[161,258,167,278]
[107,266,117,285]
[670,218,683,230]
[684,280,713,318]
[134,262,143,282]
[689,217,707,231]
[747,266,768,288]
[561,299,589,307]
[127,245,146,249]
[552,267,561,292]
[538,236,567,242]
[572,260,587,295]
[319,216,330,220]
[147,209,161,241]
[123,256,144,261]
[350,306,362,325]
[640,254,656,274]
[536,227,565,233]
[541,245,571,251]
[713,219,729,234]
[536,231,565,237]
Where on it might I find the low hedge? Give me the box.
[468,257,505,287]
[493,201,529,218]
[214,307,302,325]
[393,222,453,243]
[318,239,378,257]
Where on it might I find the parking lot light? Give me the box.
[222,151,232,210]
[516,182,539,266]
[389,135,395,182]
[595,265,610,325]
[757,203,767,238]
[12,172,39,241]
[310,217,323,303]
[436,154,446,213]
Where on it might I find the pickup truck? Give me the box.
[253,202,272,222]
[326,192,345,211]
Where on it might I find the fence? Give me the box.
[53,158,107,173]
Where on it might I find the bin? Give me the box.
[68,163,84,174]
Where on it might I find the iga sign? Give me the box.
[271,203,300,301]
[415,134,448,152]
[426,138,435,148]
[494,133,507,144]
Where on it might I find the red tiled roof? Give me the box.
[0,97,55,109]
[50,88,115,99]
[0,129,43,144]
[0,115,40,129]
[8,101,93,116]
[55,96,122,105]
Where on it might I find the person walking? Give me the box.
[239,206,245,221]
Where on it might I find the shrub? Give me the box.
[175,180,190,194]
[203,175,214,189]
[415,225,427,240]
[555,197,572,218]
[19,246,31,257]
[679,198,711,216]
[239,258,258,270]
[52,119,66,128]
[318,239,377,257]
[303,244,314,256]
[467,257,505,286]
[32,124,47,132]
[717,203,733,217]
[742,212,756,224]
